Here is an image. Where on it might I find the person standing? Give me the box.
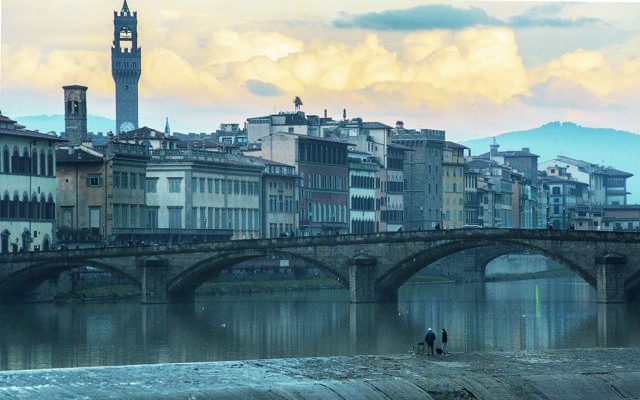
[441,328,448,354]
[425,328,436,355]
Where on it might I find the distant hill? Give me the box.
[15,114,115,134]
[461,121,640,203]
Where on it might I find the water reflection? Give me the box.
[2,278,640,371]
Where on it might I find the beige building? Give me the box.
[442,141,467,229]
[1,113,65,252]
[56,141,149,243]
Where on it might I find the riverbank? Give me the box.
[2,347,639,399]
[53,271,573,303]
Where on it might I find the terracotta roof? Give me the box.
[0,128,66,142]
[117,126,179,141]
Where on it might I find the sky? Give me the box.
[2,0,640,140]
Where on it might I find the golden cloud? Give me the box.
[530,49,640,98]
[5,26,640,115]
[2,46,112,96]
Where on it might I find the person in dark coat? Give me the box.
[441,328,448,354]
[424,328,436,355]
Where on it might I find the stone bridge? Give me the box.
[1,229,640,304]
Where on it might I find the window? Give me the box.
[122,206,128,227]
[192,178,197,193]
[146,178,158,193]
[113,204,120,227]
[168,178,182,193]
[130,206,137,228]
[87,174,102,187]
[130,173,137,189]
[113,172,120,188]
[207,178,213,193]
[168,207,182,228]
[140,174,145,189]
[89,207,101,229]
[147,207,158,228]
[121,172,129,189]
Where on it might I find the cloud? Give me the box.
[507,15,600,28]
[333,4,603,31]
[1,45,113,97]
[205,29,304,64]
[529,49,640,98]
[333,5,502,31]
[245,80,283,97]
[520,78,625,110]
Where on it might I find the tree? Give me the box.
[294,96,303,111]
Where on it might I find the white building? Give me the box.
[539,156,633,206]
[348,151,379,234]
[145,148,264,240]
[0,113,65,252]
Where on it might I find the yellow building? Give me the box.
[442,141,468,229]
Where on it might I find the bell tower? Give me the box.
[111,0,141,133]
[63,85,88,145]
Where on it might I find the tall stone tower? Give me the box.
[111,0,141,133]
[63,85,88,145]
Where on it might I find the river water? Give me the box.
[1,277,639,371]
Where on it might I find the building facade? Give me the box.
[540,156,633,206]
[258,132,350,236]
[348,151,379,234]
[255,158,298,238]
[1,113,64,253]
[144,148,263,240]
[442,141,467,229]
[56,141,149,244]
[392,128,445,230]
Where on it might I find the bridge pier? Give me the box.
[141,257,169,304]
[596,254,627,303]
[349,255,379,303]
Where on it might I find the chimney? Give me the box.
[522,147,530,153]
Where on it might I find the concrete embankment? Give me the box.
[2,348,639,399]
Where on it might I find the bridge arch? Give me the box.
[167,249,346,300]
[0,259,141,298]
[376,238,595,301]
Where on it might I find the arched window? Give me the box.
[31,149,38,176]
[1,230,9,253]
[39,150,46,176]
[10,192,19,218]
[47,150,54,176]
[42,235,50,251]
[30,193,38,219]
[11,147,19,174]
[0,191,8,218]
[45,194,55,220]
[22,147,30,174]
[39,193,46,220]
[2,145,9,173]
[19,192,29,218]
